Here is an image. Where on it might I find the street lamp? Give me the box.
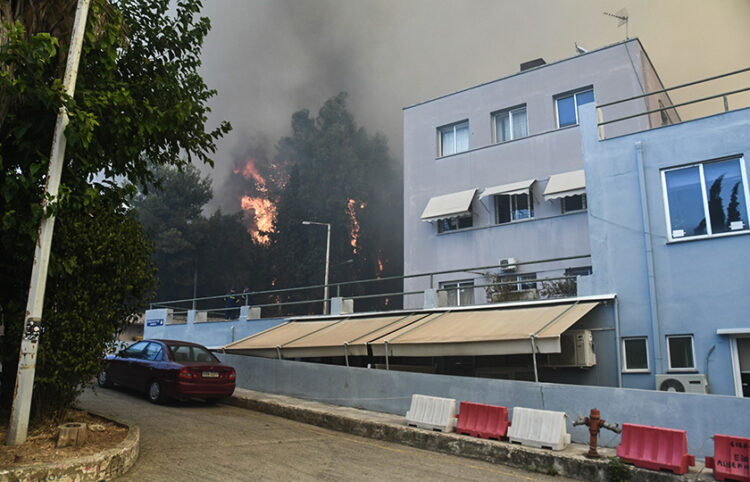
[301,221,331,314]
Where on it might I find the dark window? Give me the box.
[667,335,695,370]
[562,194,587,213]
[623,338,649,371]
[496,193,533,224]
[556,88,594,127]
[437,215,472,233]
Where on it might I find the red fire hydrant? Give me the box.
[573,408,621,458]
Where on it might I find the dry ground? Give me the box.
[0,408,128,467]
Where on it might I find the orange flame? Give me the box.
[346,198,366,254]
[234,158,276,245]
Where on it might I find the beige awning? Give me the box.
[420,189,476,221]
[369,302,599,357]
[222,301,599,359]
[543,170,586,201]
[479,179,535,199]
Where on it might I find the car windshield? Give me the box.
[168,344,217,363]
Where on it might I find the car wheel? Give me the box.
[148,380,164,404]
[97,370,112,388]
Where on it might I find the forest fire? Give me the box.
[233,158,276,244]
[346,198,366,253]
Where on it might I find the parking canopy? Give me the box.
[222,301,600,359]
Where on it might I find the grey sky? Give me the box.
[198,0,750,210]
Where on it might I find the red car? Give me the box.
[98,339,236,404]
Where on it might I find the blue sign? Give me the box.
[146,318,165,327]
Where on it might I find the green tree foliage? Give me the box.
[132,164,267,303]
[269,93,403,312]
[0,0,229,417]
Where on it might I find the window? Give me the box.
[502,273,537,291]
[122,341,149,359]
[667,335,695,371]
[437,213,473,233]
[493,106,528,143]
[438,121,469,156]
[556,88,594,127]
[565,266,592,277]
[440,280,474,306]
[496,192,533,224]
[144,342,163,361]
[561,194,587,213]
[622,337,649,372]
[662,157,750,240]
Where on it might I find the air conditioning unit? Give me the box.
[499,257,517,272]
[655,374,708,394]
[548,329,596,367]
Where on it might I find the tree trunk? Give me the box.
[56,422,88,448]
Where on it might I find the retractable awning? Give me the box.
[420,189,476,221]
[222,301,600,359]
[479,179,535,199]
[369,302,598,357]
[543,170,586,201]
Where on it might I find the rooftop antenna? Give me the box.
[603,8,629,40]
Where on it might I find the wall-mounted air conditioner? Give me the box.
[655,374,708,394]
[548,329,596,367]
[499,257,517,272]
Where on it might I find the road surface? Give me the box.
[77,387,572,481]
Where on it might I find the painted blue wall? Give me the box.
[144,308,286,348]
[578,103,750,396]
[219,354,750,458]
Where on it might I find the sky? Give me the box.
[197,0,750,211]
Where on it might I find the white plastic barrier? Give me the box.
[506,406,571,451]
[405,394,457,432]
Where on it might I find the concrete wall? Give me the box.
[144,308,285,348]
[403,40,656,308]
[218,353,750,458]
[578,103,750,396]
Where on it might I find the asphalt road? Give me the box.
[77,387,573,481]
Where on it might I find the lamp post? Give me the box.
[302,221,331,314]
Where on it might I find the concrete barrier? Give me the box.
[405,394,456,432]
[507,406,571,451]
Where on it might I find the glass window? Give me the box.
[565,266,592,277]
[144,342,163,361]
[122,341,149,359]
[439,121,469,156]
[663,157,749,240]
[440,280,474,306]
[562,194,587,213]
[556,88,594,127]
[496,193,534,224]
[667,335,695,370]
[437,214,472,233]
[501,273,537,292]
[494,106,528,143]
[623,337,649,371]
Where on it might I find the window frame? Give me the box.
[561,194,587,214]
[501,273,537,292]
[437,120,469,157]
[495,191,534,224]
[555,87,594,128]
[436,211,473,233]
[492,105,528,143]
[661,156,750,242]
[666,335,697,372]
[622,337,650,373]
[439,279,475,306]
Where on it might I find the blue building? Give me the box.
[578,96,750,397]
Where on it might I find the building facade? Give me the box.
[403,39,675,309]
[579,103,750,397]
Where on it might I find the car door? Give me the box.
[128,342,164,391]
[108,341,149,388]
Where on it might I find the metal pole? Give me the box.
[324,223,331,315]
[530,335,539,383]
[7,0,91,446]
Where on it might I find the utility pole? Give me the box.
[7,0,91,446]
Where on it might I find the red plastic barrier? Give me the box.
[705,434,750,481]
[616,423,696,475]
[456,401,511,440]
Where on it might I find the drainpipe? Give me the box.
[530,335,539,383]
[614,298,623,388]
[635,141,664,373]
[275,345,282,360]
[344,342,350,367]
[384,341,390,370]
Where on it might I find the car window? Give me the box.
[168,344,218,363]
[122,341,149,359]
[144,342,163,361]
